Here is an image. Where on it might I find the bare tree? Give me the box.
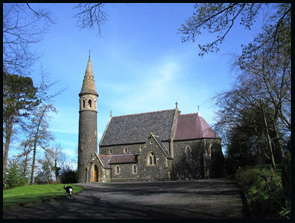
[73,3,108,36]
[179,3,290,56]
[214,28,290,171]
[212,3,290,172]
[3,3,54,76]
[34,154,54,184]
[46,143,68,182]
[14,139,33,181]
[24,104,57,184]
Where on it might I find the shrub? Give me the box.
[248,175,284,216]
[236,166,260,190]
[237,165,289,219]
[281,152,291,202]
[279,201,291,219]
[60,167,77,183]
[5,159,27,189]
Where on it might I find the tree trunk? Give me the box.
[30,106,47,184]
[23,154,28,180]
[260,100,276,171]
[3,115,14,182]
[272,119,285,161]
[30,139,37,184]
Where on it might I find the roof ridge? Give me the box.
[180,112,199,116]
[112,109,175,118]
[111,153,137,156]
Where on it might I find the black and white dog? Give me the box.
[64,185,73,195]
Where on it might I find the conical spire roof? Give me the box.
[79,55,98,96]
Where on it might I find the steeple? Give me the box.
[79,55,98,97]
[77,54,99,183]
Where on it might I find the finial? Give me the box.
[110,110,112,118]
[175,101,178,109]
[89,50,91,56]
[197,106,201,116]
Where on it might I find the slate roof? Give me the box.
[100,109,176,146]
[96,153,139,167]
[108,153,139,164]
[96,154,111,169]
[173,113,220,141]
[151,133,173,159]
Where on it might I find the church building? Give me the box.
[77,55,225,183]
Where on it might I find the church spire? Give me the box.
[79,54,98,97]
[77,53,98,183]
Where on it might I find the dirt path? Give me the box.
[3,178,250,219]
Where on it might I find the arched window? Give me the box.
[132,165,137,174]
[185,146,191,161]
[109,149,113,154]
[115,165,120,175]
[123,147,128,153]
[204,150,209,159]
[149,156,153,165]
[88,99,92,108]
[148,152,156,166]
[209,144,213,159]
[82,99,85,109]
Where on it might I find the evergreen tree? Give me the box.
[5,159,26,189]
[3,72,40,182]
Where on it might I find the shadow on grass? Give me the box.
[3,192,65,206]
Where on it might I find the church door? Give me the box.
[94,165,99,182]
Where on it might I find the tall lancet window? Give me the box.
[82,99,85,109]
[185,146,192,161]
[88,99,92,108]
[132,165,137,174]
[148,152,156,166]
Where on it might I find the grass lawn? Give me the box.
[3,184,84,207]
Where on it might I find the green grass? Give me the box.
[3,184,84,207]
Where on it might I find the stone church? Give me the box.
[77,55,225,183]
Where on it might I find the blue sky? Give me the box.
[10,3,268,168]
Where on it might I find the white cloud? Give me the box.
[107,55,183,115]
[50,128,78,134]
[63,148,77,157]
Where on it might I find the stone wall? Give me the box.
[173,139,205,180]
[107,135,172,182]
[99,141,170,156]
[100,143,145,155]
[97,138,224,183]
[136,135,172,182]
[86,158,111,183]
[172,138,224,180]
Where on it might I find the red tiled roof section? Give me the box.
[173,113,220,140]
